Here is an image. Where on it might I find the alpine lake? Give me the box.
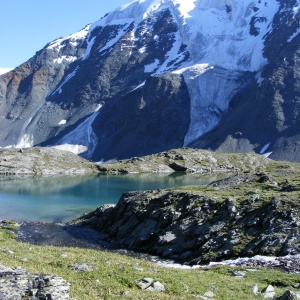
[0,173,226,223]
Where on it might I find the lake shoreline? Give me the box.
[10,220,300,275]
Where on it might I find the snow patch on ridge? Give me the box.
[144,59,160,73]
[53,56,77,64]
[82,36,96,60]
[260,142,270,154]
[288,28,300,42]
[50,66,80,96]
[0,134,34,150]
[15,134,34,148]
[52,144,88,155]
[99,21,133,54]
[47,25,90,51]
[58,120,67,126]
[132,81,146,92]
[53,105,103,158]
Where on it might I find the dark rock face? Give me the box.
[92,73,190,160]
[0,1,299,161]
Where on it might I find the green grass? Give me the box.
[0,220,20,231]
[1,150,300,298]
[0,230,299,299]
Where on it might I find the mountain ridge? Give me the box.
[0,0,299,161]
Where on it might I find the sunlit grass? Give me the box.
[0,231,299,299]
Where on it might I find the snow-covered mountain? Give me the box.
[0,0,299,161]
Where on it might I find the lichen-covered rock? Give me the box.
[0,265,71,300]
[0,147,97,175]
[97,148,270,174]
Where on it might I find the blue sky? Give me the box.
[0,0,130,68]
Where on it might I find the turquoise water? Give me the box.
[0,173,223,223]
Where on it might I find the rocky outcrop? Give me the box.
[0,147,96,175]
[74,166,300,264]
[0,265,71,300]
[96,147,270,174]
[0,147,270,176]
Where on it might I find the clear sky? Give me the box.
[0,0,130,68]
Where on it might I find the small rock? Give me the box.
[248,193,260,204]
[151,281,165,292]
[71,263,92,272]
[14,266,26,274]
[262,285,276,299]
[262,285,275,293]
[230,270,247,278]
[136,278,154,290]
[181,282,189,293]
[133,264,143,271]
[268,182,278,188]
[120,290,130,296]
[135,278,165,292]
[204,290,215,298]
[279,290,300,300]
[264,292,276,299]
[250,284,259,295]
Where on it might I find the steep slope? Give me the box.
[190,0,300,162]
[0,0,299,161]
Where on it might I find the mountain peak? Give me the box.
[0,0,299,162]
[89,0,280,72]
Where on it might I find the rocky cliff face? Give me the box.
[0,0,299,161]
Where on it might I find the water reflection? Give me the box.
[0,173,226,222]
